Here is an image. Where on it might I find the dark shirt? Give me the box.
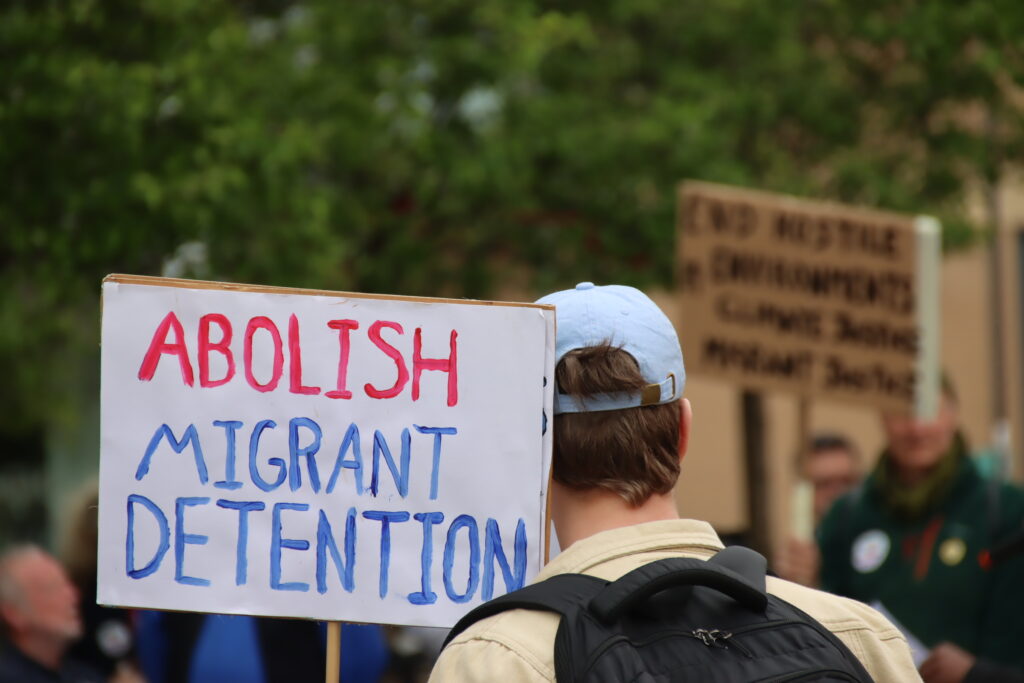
[136,611,390,683]
[819,455,1024,667]
[966,659,1024,683]
[68,578,134,677]
[0,645,104,683]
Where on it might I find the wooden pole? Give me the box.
[796,398,810,457]
[742,390,770,555]
[326,621,341,683]
[983,114,1011,474]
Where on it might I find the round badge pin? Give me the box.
[852,529,890,573]
[939,537,967,566]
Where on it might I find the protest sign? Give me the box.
[677,181,940,415]
[98,275,555,628]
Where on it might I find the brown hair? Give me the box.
[794,433,861,474]
[552,344,681,506]
[61,480,99,590]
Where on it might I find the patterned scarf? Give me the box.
[873,431,968,520]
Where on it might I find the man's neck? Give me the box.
[552,485,680,550]
[11,634,64,672]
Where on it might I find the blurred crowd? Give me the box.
[0,485,442,683]
[2,375,1023,683]
[775,378,1024,683]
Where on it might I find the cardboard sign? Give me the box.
[98,275,555,628]
[677,182,940,414]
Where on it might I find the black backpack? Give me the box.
[443,546,874,682]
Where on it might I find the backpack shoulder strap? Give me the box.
[442,573,607,650]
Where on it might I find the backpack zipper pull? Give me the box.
[693,629,732,648]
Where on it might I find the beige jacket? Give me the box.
[430,519,921,682]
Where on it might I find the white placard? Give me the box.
[98,276,555,628]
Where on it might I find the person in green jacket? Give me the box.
[818,381,1024,683]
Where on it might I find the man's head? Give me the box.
[0,546,82,649]
[537,283,688,508]
[880,380,959,482]
[798,434,861,523]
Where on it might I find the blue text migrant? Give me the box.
[124,418,528,606]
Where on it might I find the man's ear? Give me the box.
[678,398,692,463]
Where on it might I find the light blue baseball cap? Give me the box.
[537,282,686,414]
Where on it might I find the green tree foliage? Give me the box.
[2,0,1022,433]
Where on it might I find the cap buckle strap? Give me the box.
[640,373,677,406]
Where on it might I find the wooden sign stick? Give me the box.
[326,622,342,683]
